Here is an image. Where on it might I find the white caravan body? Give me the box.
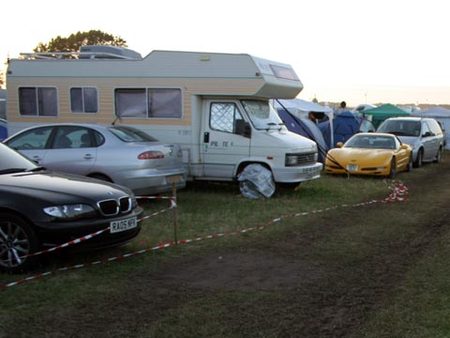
[6,46,322,183]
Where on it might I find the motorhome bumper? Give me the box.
[273,162,322,183]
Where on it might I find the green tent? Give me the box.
[362,103,410,129]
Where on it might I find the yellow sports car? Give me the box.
[325,133,413,178]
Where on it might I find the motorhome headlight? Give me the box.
[286,154,299,166]
[285,152,317,166]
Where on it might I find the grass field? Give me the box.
[1,156,449,337]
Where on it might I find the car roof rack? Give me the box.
[20,45,142,60]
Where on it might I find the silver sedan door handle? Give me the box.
[83,154,94,160]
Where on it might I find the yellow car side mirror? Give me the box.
[336,142,344,148]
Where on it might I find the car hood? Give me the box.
[0,170,131,202]
[329,148,392,165]
[396,136,419,148]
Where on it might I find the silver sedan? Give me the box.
[4,123,186,195]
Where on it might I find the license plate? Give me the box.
[346,164,358,172]
[166,174,184,184]
[110,216,137,234]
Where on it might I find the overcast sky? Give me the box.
[2,0,449,105]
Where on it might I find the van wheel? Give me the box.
[0,213,39,273]
[388,158,397,179]
[413,149,423,168]
[238,164,275,199]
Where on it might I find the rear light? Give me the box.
[138,151,164,160]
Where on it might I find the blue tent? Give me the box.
[0,118,7,141]
[319,111,361,148]
[277,109,329,161]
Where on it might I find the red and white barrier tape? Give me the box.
[17,197,176,259]
[0,181,408,290]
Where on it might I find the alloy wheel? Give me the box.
[0,220,31,268]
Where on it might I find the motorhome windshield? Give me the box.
[241,100,283,130]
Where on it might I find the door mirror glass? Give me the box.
[235,119,252,138]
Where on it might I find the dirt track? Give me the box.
[4,156,450,337]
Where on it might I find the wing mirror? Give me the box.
[336,142,344,148]
[235,119,252,138]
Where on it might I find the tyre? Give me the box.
[433,147,443,163]
[406,154,413,172]
[413,149,423,168]
[0,213,39,273]
[388,157,397,179]
[238,164,275,199]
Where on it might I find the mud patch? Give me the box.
[154,249,326,291]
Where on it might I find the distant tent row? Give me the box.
[360,103,410,128]
[276,99,450,155]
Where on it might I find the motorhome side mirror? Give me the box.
[235,119,251,138]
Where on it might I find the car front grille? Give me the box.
[98,197,132,216]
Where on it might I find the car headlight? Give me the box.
[43,204,96,220]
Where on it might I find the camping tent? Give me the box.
[362,103,410,128]
[274,98,333,157]
[277,109,329,161]
[0,118,7,141]
[274,98,333,116]
[318,111,361,148]
[411,107,450,149]
[0,89,6,120]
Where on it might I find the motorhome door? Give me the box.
[201,100,251,179]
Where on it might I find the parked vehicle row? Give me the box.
[0,143,143,273]
[4,124,186,195]
[324,117,445,178]
[0,124,188,273]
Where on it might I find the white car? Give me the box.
[377,117,444,167]
[4,123,186,195]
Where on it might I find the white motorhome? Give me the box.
[6,46,322,192]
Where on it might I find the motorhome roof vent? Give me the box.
[79,45,142,60]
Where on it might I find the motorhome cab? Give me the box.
[6,46,322,193]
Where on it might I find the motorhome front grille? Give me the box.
[98,197,132,216]
[285,152,317,166]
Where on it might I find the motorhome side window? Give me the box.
[18,87,57,116]
[210,102,244,133]
[115,88,182,118]
[70,87,98,113]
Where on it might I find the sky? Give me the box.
[1,0,449,106]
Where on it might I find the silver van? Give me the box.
[377,117,444,167]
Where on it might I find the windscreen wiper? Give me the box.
[0,168,28,174]
[26,166,47,172]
